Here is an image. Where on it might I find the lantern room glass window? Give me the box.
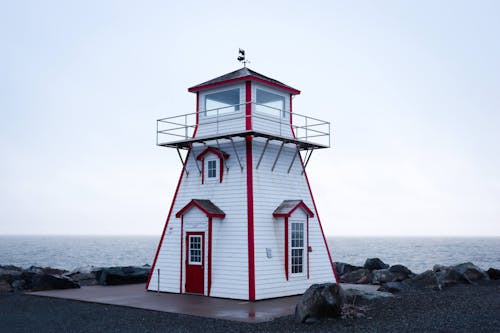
[256,89,286,118]
[290,222,304,274]
[207,160,217,178]
[204,88,240,116]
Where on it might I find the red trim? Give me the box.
[175,200,226,219]
[196,147,229,160]
[201,159,204,184]
[246,136,255,300]
[289,94,295,137]
[299,155,340,283]
[245,81,252,130]
[220,159,223,183]
[193,92,199,138]
[284,217,289,281]
[146,149,191,289]
[307,216,310,279]
[208,217,212,296]
[179,216,184,292]
[188,75,301,95]
[273,200,314,218]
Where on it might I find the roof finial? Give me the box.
[237,48,250,67]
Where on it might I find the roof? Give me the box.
[175,199,226,218]
[273,200,314,218]
[188,67,300,95]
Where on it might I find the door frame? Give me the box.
[185,231,205,294]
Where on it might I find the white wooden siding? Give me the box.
[148,139,249,300]
[252,138,335,300]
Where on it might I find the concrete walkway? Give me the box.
[28,283,379,323]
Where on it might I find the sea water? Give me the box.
[0,235,498,273]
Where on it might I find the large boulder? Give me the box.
[93,266,150,286]
[407,270,440,290]
[23,272,80,291]
[487,268,500,280]
[295,283,346,323]
[451,263,489,284]
[363,258,389,271]
[26,266,68,275]
[372,269,398,284]
[389,264,415,281]
[0,265,23,284]
[340,268,372,284]
[66,266,98,286]
[334,262,363,276]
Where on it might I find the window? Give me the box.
[291,222,304,274]
[256,88,286,118]
[189,235,202,265]
[204,88,240,116]
[207,160,217,178]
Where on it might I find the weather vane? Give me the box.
[237,48,250,67]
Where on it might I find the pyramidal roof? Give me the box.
[188,67,300,95]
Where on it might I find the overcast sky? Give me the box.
[1,1,499,236]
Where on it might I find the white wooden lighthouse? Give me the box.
[147,65,338,300]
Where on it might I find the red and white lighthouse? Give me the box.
[147,66,338,300]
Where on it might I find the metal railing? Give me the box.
[156,102,330,147]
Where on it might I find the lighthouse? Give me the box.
[147,65,338,300]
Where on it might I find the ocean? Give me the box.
[0,236,498,274]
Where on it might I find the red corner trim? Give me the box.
[192,92,199,138]
[188,75,301,95]
[175,200,226,219]
[245,81,252,130]
[289,94,296,137]
[201,159,204,184]
[300,155,340,283]
[179,216,184,292]
[285,217,289,281]
[146,149,191,289]
[273,200,314,218]
[208,217,213,296]
[246,136,255,300]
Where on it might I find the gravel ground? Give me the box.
[1,281,499,333]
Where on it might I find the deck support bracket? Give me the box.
[271,141,285,172]
[230,138,243,171]
[301,148,314,175]
[189,145,201,175]
[256,138,269,170]
[287,146,299,174]
[216,139,230,172]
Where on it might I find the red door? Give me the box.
[185,232,204,294]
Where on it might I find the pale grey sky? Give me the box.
[1,1,499,236]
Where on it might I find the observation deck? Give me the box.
[156,102,330,151]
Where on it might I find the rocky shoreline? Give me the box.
[1,259,499,332]
[0,264,151,292]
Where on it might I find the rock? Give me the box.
[363,258,389,271]
[433,266,464,288]
[0,280,13,293]
[378,281,410,293]
[407,270,439,290]
[31,274,80,291]
[93,266,150,286]
[334,262,363,276]
[389,264,415,281]
[452,263,489,284]
[27,266,67,275]
[344,288,395,304]
[67,272,97,286]
[487,268,500,280]
[295,283,346,323]
[0,266,23,284]
[11,279,26,291]
[341,268,372,284]
[372,269,398,284]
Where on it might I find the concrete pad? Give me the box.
[28,283,380,323]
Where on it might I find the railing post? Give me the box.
[305,117,308,142]
[157,268,160,293]
[184,115,188,139]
